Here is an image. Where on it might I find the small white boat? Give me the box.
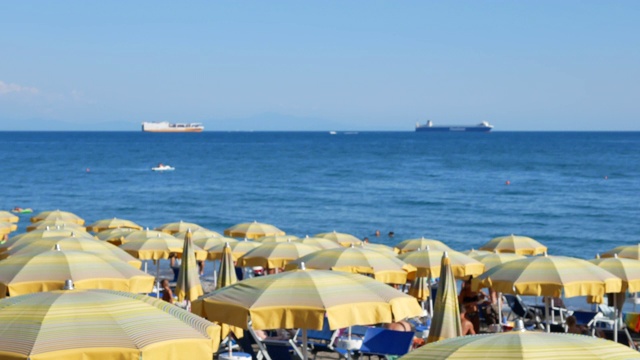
[152,165,175,172]
[329,131,337,135]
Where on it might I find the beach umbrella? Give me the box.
[1,228,92,252]
[408,276,431,302]
[238,240,321,270]
[401,331,640,359]
[30,209,85,225]
[286,246,415,285]
[121,228,177,245]
[0,247,154,297]
[479,234,547,255]
[470,251,527,271]
[398,248,485,279]
[26,219,86,232]
[297,235,342,249]
[190,235,238,251]
[119,236,207,261]
[359,242,398,256]
[394,237,451,254]
[192,268,422,360]
[207,238,261,261]
[0,288,220,359]
[255,234,300,243]
[589,254,640,293]
[86,217,143,232]
[314,231,362,247]
[155,220,205,235]
[94,227,137,245]
[427,252,462,344]
[224,221,285,239]
[216,242,238,290]
[175,231,203,303]
[0,211,19,223]
[462,248,492,257]
[473,254,622,332]
[0,222,17,236]
[174,229,224,241]
[602,244,640,260]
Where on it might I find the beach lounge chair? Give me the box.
[602,328,638,350]
[356,327,414,359]
[301,318,347,359]
[504,294,541,326]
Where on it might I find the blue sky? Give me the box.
[1,1,638,131]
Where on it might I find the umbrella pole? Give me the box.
[614,293,618,343]
[551,298,555,324]
[156,260,160,299]
[498,292,503,326]
[545,297,550,333]
[302,328,308,360]
[212,259,218,288]
[428,276,434,318]
[144,260,148,273]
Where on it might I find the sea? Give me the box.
[0,131,638,260]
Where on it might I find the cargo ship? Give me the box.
[415,120,493,132]
[141,122,204,132]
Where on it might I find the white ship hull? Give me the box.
[141,122,204,132]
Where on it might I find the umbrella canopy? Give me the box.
[224,221,285,239]
[394,237,451,254]
[408,276,431,302]
[398,248,485,279]
[30,210,85,225]
[479,234,547,255]
[473,255,622,298]
[175,231,203,302]
[26,219,86,232]
[0,289,220,359]
[462,248,492,257]
[121,228,177,244]
[238,241,321,269]
[192,269,422,331]
[216,242,238,290]
[469,251,526,271]
[155,220,205,235]
[589,255,640,293]
[426,252,462,344]
[286,246,415,284]
[119,236,207,261]
[314,231,362,247]
[402,331,640,359]
[1,229,93,252]
[0,248,154,297]
[190,236,238,251]
[207,239,261,261]
[94,227,137,245]
[0,211,19,223]
[602,244,640,260]
[297,235,342,249]
[0,222,17,235]
[174,229,224,241]
[359,242,398,256]
[255,234,300,243]
[86,217,143,232]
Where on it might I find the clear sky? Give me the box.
[1,1,638,131]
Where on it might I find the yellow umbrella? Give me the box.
[0,211,19,223]
[403,331,640,359]
[86,217,143,232]
[207,239,261,261]
[94,227,137,245]
[408,276,431,302]
[0,222,17,236]
[602,244,640,260]
[26,219,86,232]
[238,241,321,270]
[286,246,415,284]
[398,248,485,279]
[479,234,547,255]
[224,221,285,239]
[121,228,177,245]
[394,237,451,254]
[216,242,238,290]
[427,252,462,343]
[470,251,527,271]
[589,254,640,293]
[314,231,362,247]
[119,236,207,261]
[1,228,93,253]
[297,235,342,249]
[462,248,492,257]
[0,288,221,359]
[255,234,300,243]
[190,236,238,251]
[358,242,398,256]
[30,209,85,225]
[174,229,224,241]
[175,231,203,302]
[155,220,205,235]
[0,247,154,297]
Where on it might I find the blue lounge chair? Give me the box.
[304,318,347,359]
[356,328,414,359]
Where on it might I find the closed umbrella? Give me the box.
[426,252,462,344]
[30,209,84,225]
[175,230,203,304]
[479,234,547,255]
[0,288,221,359]
[216,242,238,289]
[314,231,362,247]
[155,220,205,235]
[395,237,451,254]
[86,217,143,232]
[224,221,285,239]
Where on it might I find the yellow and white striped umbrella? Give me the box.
[0,289,220,359]
[2,229,92,253]
[94,227,137,245]
[238,241,321,269]
[30,209,85,225]
[0,248,154,297]
[314,231,362,247]
[224,221,285,239]
[174,229,224,241]
[155,220,205,235]
[26,219,86,232]
[602,244,640,260]
[589,254,640,293]
[207,239,261,261]
[297,235,342,249]
[394,237,451,254]
[403,331,640,359]
[358,242,398,256]
[119,236,207,261]
[427,252,462,343]
[479,234,547,255]
[255,234,300,243]
[462,248,492,257]
[121,229,177,245]
[86,217,143,232]
[0,211,19,223]
[216,242,238,290]
[175,231,203,302]
[0,222,17,236]
[470,251,526,271]
[398,248,485,279]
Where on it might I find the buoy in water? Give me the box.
[86,168,90,173]
[505,180,511,185]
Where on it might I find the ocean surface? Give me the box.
[1,131,638,259]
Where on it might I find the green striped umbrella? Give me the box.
[216,242,238,290]
[30,209,84,225]
[0,247,154,297]
[401,332,640,359]
[394,237,451,254]
[297,235,342,249]
[155,220,205,235]
[238,240,321,269]
[175,231,203,302]
[94,227,137,245]
[86,217,143,232]
[426,252,462,344]
[479,234,547,255]
[224,221,285,239]
[0,288,220,358]
[314,231,362,247]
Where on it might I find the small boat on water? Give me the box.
[142,122,204,133]
[152,165,175,172]
[11,208,33,214]
[415,120,493,132]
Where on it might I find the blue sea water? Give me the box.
[0,131,638,259]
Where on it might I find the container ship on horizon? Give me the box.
[141,121,204,132]
[415,120,493,132]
